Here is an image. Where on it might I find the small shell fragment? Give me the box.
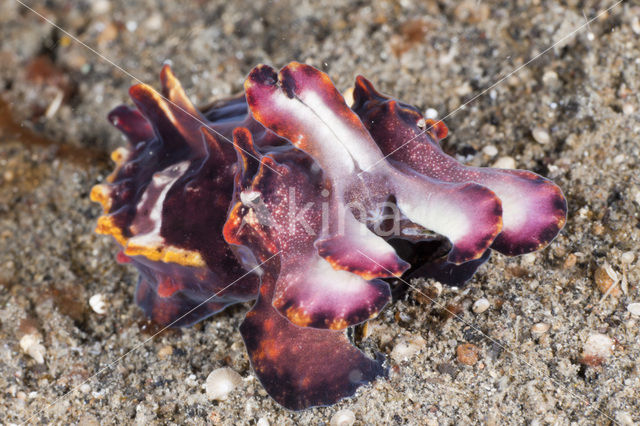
[482,145,498,157]
[330,409,356,426]
[391,336,426,362]
[44,89,64,119]
[531,127,551,145]
[492,156,516,169]
[627,303,640,317]
[622,103,635,115]
[581,333,614,366]
[620,251,635,264]
[472,298,490,314]
[89,294,108,314]
[594,263,620,298]
[425,108,438,120]
[205,367,243,400]
[531,322,550,336]
[19,334,46,364]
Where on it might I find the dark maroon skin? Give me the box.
[99,66,300,328]
[240,263,387,410]
[92,63,566,410]
[225,134,388,409]
[102,76,262,327]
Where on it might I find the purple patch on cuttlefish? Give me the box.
[245,63,504,266]
[352,76,567,257]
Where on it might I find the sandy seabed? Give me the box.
[1,0,639,424]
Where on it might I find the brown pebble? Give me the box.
[563,253,577,269]
[594,264,621,297]
[25,55,75,98]
[361,321,371,339]
[454,0,490,23]
[413,282,441,305]
[553,245,566,257]
[440,302,463,320]
[158,345,173,359]
[456,343,479,365]
[592,223,605,235]
[19,318,39,336]
[97,22,119,46]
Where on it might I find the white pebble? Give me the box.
[620,251,635,264]
[44,90,64,119]
[89,294,108,314]
[125,20,138,32]
[521,253,537,265]
[391,336,426,361]
[492,156,516,169]
[542,70,560,88]
[627,303,640,317]
[144,13,163,31]
[425,108,438,119]
[91,0,111,14]
[532,127,551,145]
[256,418,270,426]
[603,262,619,283]
[632,16,640,35]
[622,103,635,115]
[472,298,490,314]
[431,281,443,297]
[205,367,243,400]
[455,82,472,97]
[330,409,356,426]
[582,333,614,360]
[19,334,46,364]
[531,322,550,336]
[482,145,498,157]
[616,410,635,426]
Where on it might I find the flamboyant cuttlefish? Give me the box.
[91,62,567,410]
